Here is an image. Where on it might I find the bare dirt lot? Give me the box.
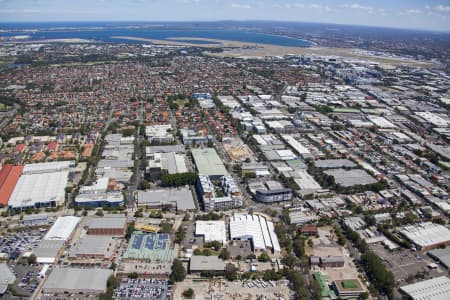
[174,278,292,300]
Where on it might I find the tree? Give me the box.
[27,254,36,265]
[263,269,282,281]
[175,226,185,243]
[170,259,186,282]
[219,248,230,260]
[360,251,395,299]
[204,241,222,250]
[258,252,270,262]
[138,179,150,190]
[293,237,306,258]
[107,275,120,289]
[126,222,136,240]
[95,209,104,217]
[182,288,194,298]
[161,172,198,187]
[224,263,238,281]
[281,254,296,268]
[160,221,173,233]
[127,272,138,279]
[202,248,212,256]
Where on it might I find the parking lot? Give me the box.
[370,243,445,283]
[2,264,42,298]
[113,278,170,300]
[229,240,253,259]
[182,220,204,250]
[0,229,45,260]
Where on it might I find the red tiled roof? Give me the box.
[0,164,13,188]
[47,141,58,151]
[0,165,24,206]
[15,144,26,152]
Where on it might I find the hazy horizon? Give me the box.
[0,0,449,32]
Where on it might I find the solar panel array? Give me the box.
[124,232,173,262]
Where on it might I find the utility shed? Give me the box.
[42,267,112,295]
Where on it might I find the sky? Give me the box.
[0,0,449,31]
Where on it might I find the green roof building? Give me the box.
[191,148,228,178]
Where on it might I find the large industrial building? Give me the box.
[75,177,124,207]
[195,220,227,245]
[33,239,65,264]
[400,276,450,300]
[44,216,80,241]
[5,161,75,210]
[0,164,24,207]
[229,214,281,253]
[248,180,292,203]
[428,247,450,270]
[123,232,174,262]
[69,236,116,260]
[84,215,127,236]
[400,222,450,251]
[189,255,226,274]
[191,148,228,178]
[136,188,196,211]
[42,267,113,295]
[32,216,80,264]
[146,151,188,180]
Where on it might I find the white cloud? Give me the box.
[436,5,450,12]
[405,9,422,14]
[343,3,374,12]
[272,3,330,11]
[231,3,251,9]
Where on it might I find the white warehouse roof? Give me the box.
[195,221,227,245]
[8,171,69,209]
[23,161,74,174]
[230,214,280,252]
[400,276,450,300]
[400,222,450,249]
[44,216,80,241]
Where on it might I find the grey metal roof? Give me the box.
[314,159,357,169]
[33,239,65,260]
[43,267,112,293]
[69,236,113,257]
[85,215,127,229]
[189,255,226,272]
[324,169,377,187]
[146,145,185,154]
[137,188,196,211]
[23,214,48,221]
[428,247,450,269]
